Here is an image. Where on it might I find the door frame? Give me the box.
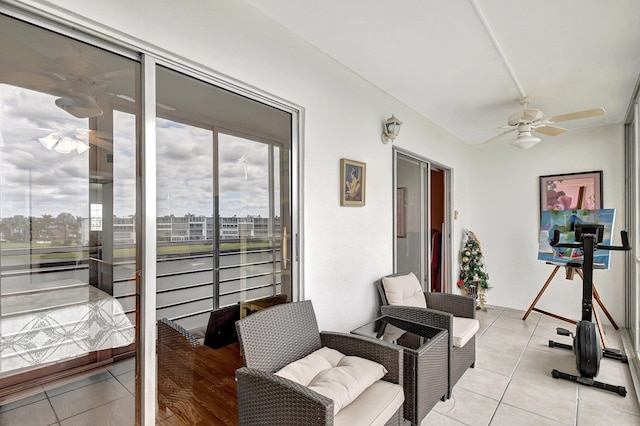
[393,147,453,293]
[0,5,304,425]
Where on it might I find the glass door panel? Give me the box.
[0,14,139,423]
[154,65,292,424]
[155,115,215,331]
[632,104,640,363]
[154,66,292,332]
[218,132,284,306]
[395,153,426,284]
[395,151,451,293]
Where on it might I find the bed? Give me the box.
[0,284,134,375]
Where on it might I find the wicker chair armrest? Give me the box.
[381,305,454,334]
[425,292,476,318]
[236,367,333,426]
[320,331,403,385]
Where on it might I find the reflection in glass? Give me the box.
[154,66,290,334]
[219,133,281,305]
[396,154,424,281]
[0,14,138,423]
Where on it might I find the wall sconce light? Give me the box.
[381,115,402,144]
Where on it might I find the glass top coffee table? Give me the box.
[352,315,448,425]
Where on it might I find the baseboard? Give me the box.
[620,328,640,406]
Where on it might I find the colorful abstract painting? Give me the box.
[538,209,616,269]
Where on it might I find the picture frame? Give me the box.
[539,170,603,213]
[340,158,366,206]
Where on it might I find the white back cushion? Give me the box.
[381,273,427,308]
[275,347,388,415]
[274,347,343,385]
[308,356,388,414]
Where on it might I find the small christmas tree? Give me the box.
[457,229,490,309]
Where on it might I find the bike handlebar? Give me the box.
[550,230,631,251]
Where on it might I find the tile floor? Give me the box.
[422,305,640,425]
[0,357,135,426]
[1,305,638,425]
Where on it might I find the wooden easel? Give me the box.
[522,262,618,347]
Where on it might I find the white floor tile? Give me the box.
[2,306,638,425]
[433,387,499,426]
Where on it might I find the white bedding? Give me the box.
[0,285,134,374]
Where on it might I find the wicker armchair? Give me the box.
[376,273,478,398]
[235,300,405,426]
[157,318,200,423]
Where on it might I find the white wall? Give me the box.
[18,0,471,331]
[467,124,626,325]
[17,0,626,330]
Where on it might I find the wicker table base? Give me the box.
[352,316,448,425]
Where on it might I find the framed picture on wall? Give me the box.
[340,158,366,206]
[539,170,603,213]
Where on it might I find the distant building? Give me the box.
[153,214,279,243]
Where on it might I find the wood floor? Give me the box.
[0,343,244,425]
[157,338,244,426]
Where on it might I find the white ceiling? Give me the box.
[244,0,640,146]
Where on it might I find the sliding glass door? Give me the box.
[0,13,139,423]
[395,152,429,282]
[394,150,451,292]
[217,131,291,307]
[154,66,292,333]
[0,11,297,425]
[626,100,640,374]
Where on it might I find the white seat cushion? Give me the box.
[381,273,427,308]
[275,347,388,415]
[452,316,479,348]
[334,380,404,426]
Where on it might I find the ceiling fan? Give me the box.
[0,34,132,119]
[484,97,606,150]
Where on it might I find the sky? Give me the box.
[0,85,274,220]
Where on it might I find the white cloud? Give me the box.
[1,89,275,221]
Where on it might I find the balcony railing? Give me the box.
[0,239,282,332]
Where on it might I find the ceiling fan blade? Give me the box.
[0,70,57,89]
[534,125,567,136]
[481,128,517,145]
[547,108,605,123]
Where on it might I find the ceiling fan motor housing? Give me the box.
[508,108,543,126]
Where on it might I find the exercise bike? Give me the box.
[548,224,631,397]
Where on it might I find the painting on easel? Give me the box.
[539,171,602,213]
[538,209,616,269]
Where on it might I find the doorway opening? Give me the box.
[394,149,451,293]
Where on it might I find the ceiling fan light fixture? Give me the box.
[37,132,90,154]
[75,140,90,154]
[38,133,60,150]
[54,136,77,154]
[55,94,103,118]
[511,132,541,150]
